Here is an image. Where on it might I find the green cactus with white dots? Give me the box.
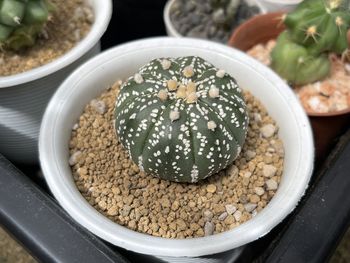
[0,0,54,50]
[115,56,249,183]
[271,0,350,85]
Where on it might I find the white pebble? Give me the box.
[216,69,226,78]
[69,151,82,166]
[90,99,106,115]
[345,63,350,74]
[225,204,237,215]
[207,121,217,130]
[72,123,79,130]
[161,59,171,70]
[134,73,144,84]
[218,212,228,221]
[233,210,242,222]
[252,210,258,217]
[169,110,180,122]
[245,150,256,160]
[263,164,277,178]
[208,85,220,98]
[244,203,257,213]
[204,221,214,236]
[243,171,252,178]
[260,124,276,138]
[254,187,265,196]
[253,113,262,123]
[266,179,278,190]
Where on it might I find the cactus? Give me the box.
[0,0,54,50]
[211,0,241,29]
[271,0,350,85]
[115,56,249,183]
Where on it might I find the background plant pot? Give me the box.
[258,0,301,12]
[0,0,112,164]
[163,0,267,38]
[228,12,350,162]
[39,37,314,258]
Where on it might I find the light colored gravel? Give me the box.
[69,81,284,238]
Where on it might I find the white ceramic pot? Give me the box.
[258,0,302,12]
[164,0,267,38]
[39,37,314,259]
[0,0,112,164]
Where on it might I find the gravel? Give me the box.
[170,0,260,43]
[70,81,284,239]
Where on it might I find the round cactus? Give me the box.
[0,0,54,50]
[271,0,350,85]
[115,56,249,183]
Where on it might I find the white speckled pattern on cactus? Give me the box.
[115,56,248,182]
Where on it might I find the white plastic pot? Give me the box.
[0,0,112,164]
[164,0,267,38]
[39,37,314,259]
[258,0,302,12]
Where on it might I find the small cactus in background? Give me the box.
[271,0,350,85]
[211,0,241,30]
[115,56,249,183]
[0,0,54,50]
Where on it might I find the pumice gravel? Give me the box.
[69,81,284,239]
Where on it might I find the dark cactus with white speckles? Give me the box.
[0,0,54,50]
[115,56,248,183]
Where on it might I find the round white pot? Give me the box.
[164,0,267,38]
[0,0,112,164]
[39,37,314,258]
[258,0,301,12]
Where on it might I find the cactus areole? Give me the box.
[115,56,249,183]
[271,0,350,85]
[0,0,54,50]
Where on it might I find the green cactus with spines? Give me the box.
[271,0,350,85]
[115,56,249,183]
[0,0,55,50]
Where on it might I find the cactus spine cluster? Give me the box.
[0,0,54,50]
[115,56,249,183]
[271,0,350,85]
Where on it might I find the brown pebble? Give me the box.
[206,184,217,193]
[224,215,235,225]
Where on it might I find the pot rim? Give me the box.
[262,0,302,4]
[39,37,314,257]
[163,0,267,38]
[0,0,112,88]
[229,11,350,118]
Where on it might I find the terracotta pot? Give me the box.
[228,12,350,162]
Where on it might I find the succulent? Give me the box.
[0,0,54,50]
[211,0,241,29]
[115,56,249,183]
[271,0,350,85]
